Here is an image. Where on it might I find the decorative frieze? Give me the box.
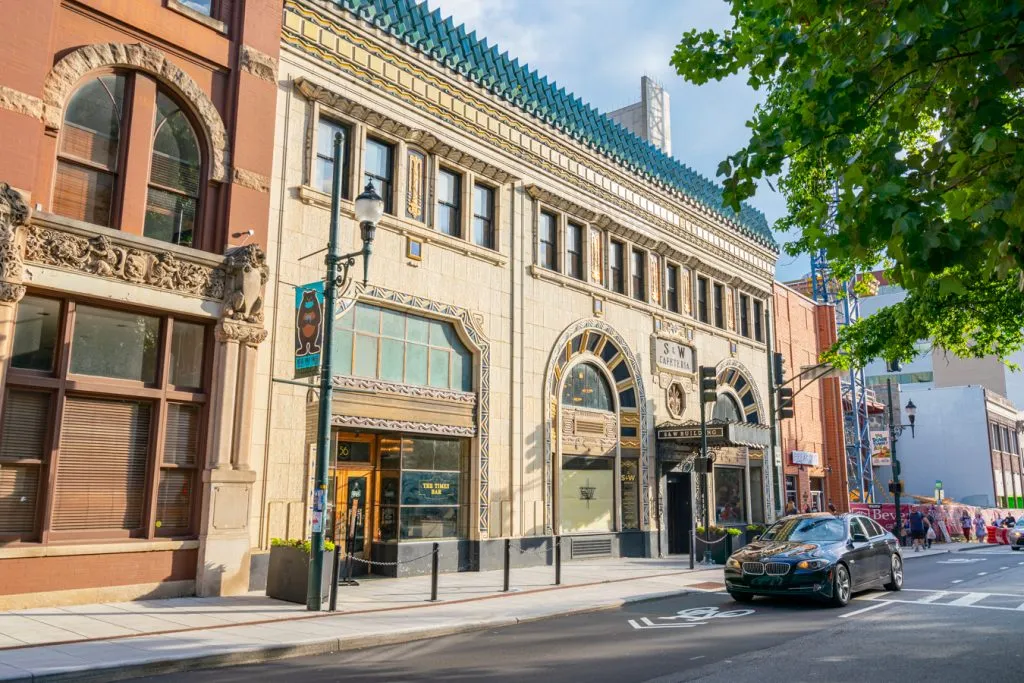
[332,375,476,405]
[524,185,598,223]
[0,184,30,303]
[406,149,425,221]
[23,224,226,300]
[215,319,268,347]
[331,414,476,438]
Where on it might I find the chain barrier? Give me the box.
[696,533,731,545]
[345,549,437,567]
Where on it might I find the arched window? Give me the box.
[561,362,613,411]
[712,393,742,422]
[53,73,206,248]
[53,74,126,227]
[145,91,202,246]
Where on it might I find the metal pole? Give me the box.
[307,132,344,611]
[430,542,439,601]
[764,305,781,520]
[554,536,562,585]
[700,388,712,565]
[887,377,903,539]
[328,519,341,612]
[503,538,511,592]
[689,527,695,569]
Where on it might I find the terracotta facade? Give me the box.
[0,0,283,608]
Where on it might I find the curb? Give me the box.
[4,586,713,683]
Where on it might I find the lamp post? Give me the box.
[885,375,917,543]
[307,133,383,611]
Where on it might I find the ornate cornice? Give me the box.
[23,221,226,300]
[332,375,476,404]
[43,43,230,182]
[0,184,30,303]
[330,414,476,437]
[215,319,268,347]
[295,77,516,185]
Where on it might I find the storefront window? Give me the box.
[1,296,209,542]
[399,436,465,539]
[561,363,613,412]
[714,466,746,524]
[560,456,614,533]
[620,457,640,530]
[336,303,473,392]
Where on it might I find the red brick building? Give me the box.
[773,282,848,513]
[0,0,281,608]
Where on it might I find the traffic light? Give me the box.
[773,352,785,385]
[886,359,903,373]
[778,386,794,419]
[888,480,904,494]
[700,366,717,403]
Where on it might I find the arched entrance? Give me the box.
[543,319,649,554]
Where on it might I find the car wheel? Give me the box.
[729,591,754,603]
[830,563,852,607]
[884,554,903,591]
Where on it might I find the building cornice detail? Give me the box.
[332,375,477,405]
[331,414,476,437]
[524,185,597,223]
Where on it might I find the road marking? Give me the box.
[628,606,755,631]
[948,593,987,606]
[1000,566,1009,570]
[937,558,986,564]
[951,580,963,584]
[839,601,891,619]
[917,591,949,604]
[628,617,700,630]
[977,572,988,576]
[902,588,1024,598]
[690,656,705,661]
[879,599,1024,613]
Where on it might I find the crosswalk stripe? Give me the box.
[948,593,987,606]
[917,592,949,604]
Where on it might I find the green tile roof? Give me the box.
[332,0,777,250]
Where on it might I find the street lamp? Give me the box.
[886,372,919,545]
[307,135,383,611]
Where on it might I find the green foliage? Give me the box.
[673,1,1024,365]
[270,537,336,554]
[725,527,743,537]
[696,525,743,536]
[746,524,766,532]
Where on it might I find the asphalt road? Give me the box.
[138,545,1024,683]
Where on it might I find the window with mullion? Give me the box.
[539,211,558,271]
[472,183,494,249]
[566,222,583,280]
[364,137,394,214]
[631,248,645,302]
[144,91,202,248]
[739,293,750,338]
[666,264,680,313]
[713,283,724,329]
[697,276,709,323]
[753,300,764,341]
[610,240,625,294]
[437,168,461,237]
[315,117,350,197]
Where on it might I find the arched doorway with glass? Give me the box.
[557,361,620,535]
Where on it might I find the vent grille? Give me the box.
[765,562,790,576]
[571,537,613,559]
[742,561,764,575]
[575,418,605,435]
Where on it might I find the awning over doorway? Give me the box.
[655,420,770,458]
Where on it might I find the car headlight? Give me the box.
[726,557,742,569]
[796,559,830,570]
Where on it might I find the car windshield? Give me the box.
[761,517,846,542]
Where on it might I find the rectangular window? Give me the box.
[739,294,750,338]
[11,296,61,372]
[753,300,764,341]
[472,184,494,249]
[0,390,50,536]
[714,466,746,524]
[180,0,214,15]
[713,283,724,328]
[539,211,558,271]
[364,137,393,214]
[560,456,614,533]
[436,169,461,237]
[71,306,160,383]
[697,276,709,323]
[399,436,467,539]
[666,264,680,313]
[315,117,350,197]
[170,321,205,389]
[631,248,645,302]
[610,240,625,294]
[566,222,584,280]
[156,402,200,533]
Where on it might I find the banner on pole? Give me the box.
[295,281,325,378]
[870,430,891,466]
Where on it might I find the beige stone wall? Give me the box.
[252,1,777,549]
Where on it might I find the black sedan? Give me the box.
[724,513,903,607]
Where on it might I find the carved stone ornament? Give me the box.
[215,319,268,347]
[239,44,279,83]
[666,381,685,419]
[23,225,226,300]
[222,244,268,324]
[0,183,30,303]
[333,375,476,405]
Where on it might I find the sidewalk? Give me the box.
[0,556,724,682]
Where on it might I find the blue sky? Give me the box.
[429,0,810,282]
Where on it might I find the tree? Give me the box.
[672,0,1024,367]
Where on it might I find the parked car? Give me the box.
[724,513,903,607]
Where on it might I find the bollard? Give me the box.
[430,542,439,602]
[689,528,695,570]
[503,538,511,592]
[328,541,342,612]
[554,535,562,585]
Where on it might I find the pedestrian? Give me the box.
[908,508,926,552]
[785,500,797,516]
[960,511,972,542]
[828,500,838,515]
[973,512,986,543]
[1004,513,1017,528]
[924,516,936,549]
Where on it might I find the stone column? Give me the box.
[196,245,268,597]
[0,184,30,419]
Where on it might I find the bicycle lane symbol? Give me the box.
[628,606,756,630]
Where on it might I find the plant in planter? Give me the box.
[266,537,337,605]
[694,525,737,564]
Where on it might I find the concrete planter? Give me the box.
[694,531,734,564]
[266,545,335,605]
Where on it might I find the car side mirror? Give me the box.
[851,532,869,543]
